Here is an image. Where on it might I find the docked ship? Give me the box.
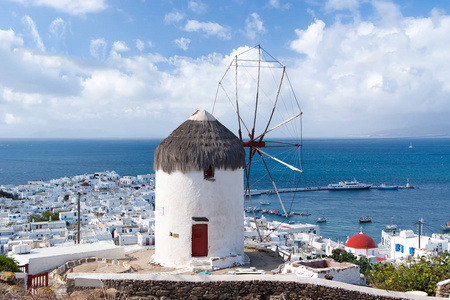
[328,179,371,190]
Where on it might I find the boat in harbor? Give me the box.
[384,217,398,231]
[442,221,450,232]
[377,184,398,190]
[317,216,327,223]
[359,216,372,223]
[385,224,398,231]
[260,201,270,205]
[328,179,371,190]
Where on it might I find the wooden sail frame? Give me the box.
[213,45,303,241]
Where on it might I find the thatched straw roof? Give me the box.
[154,110,245,174]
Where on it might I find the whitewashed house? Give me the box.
[152,110,246,270]
[381,229,449,260]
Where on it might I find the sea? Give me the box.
[0,138,449,244]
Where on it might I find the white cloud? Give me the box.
[49,18,66,38]
[164,12,185,24]
[175,37,191,50]
[0,28,23,50]
[371,0,403,27]
[184,20,231,40]
[3,2,450,139]
[22,15,45,51]
[90,38,107,60]
[268,0,290,10]
[3,88,42,105]
[290,19,325,58]
[288,8,450,137]
[112,41,129,52]
[245,13,266,40]
[136,39,145,51]
[188,0,207,14]
[269,0,280,8]
[10,0,107,15]
[4,113,22,125]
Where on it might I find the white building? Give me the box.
[152,110,246,270]
[381,229,449,260]
[282,259,363,285]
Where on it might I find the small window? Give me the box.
[204,166,214,179]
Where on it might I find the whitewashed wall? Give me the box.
[153,168,244,269]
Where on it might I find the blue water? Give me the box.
[0,138,449,243]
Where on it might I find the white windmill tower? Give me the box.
[152,110,247,270]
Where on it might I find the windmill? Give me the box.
[213,45,304,241]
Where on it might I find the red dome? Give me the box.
[345,233,377,249]
[81,182,90,187]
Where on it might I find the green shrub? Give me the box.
[0,256,21,273]
[27,210,61,222]
[367,251,450,296]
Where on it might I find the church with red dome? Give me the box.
[345,230,378,258]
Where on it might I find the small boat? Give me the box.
[328,179,371,190]
[317,216,327,223]
[260,201,270,205]
[385,224,398,231]
[377,184,398,190]
[442,221,450,232]
[409,143,413,149]
[385,217,398,231]
[359,216,372,223]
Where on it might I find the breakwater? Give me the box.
[249,185,413,196]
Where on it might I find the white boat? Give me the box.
[385,224,398,231]
[317,216,326,223]
[409,143,413,149]
[442,221,450,232]
[328,179,371,190]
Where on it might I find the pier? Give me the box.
[248,185,414,197]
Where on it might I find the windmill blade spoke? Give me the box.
[255,150,289,218]
[261,67,285,140]
[263,141,302,147]
[218,83,251,136]
[244,154,263,241]
[256,148,303,173]
[254,112,303,141]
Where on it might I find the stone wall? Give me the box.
[436,278,450,298]
[66,273,436,299]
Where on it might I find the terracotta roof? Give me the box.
[345,233,377,249]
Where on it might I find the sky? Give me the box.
[1,0,450,139]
